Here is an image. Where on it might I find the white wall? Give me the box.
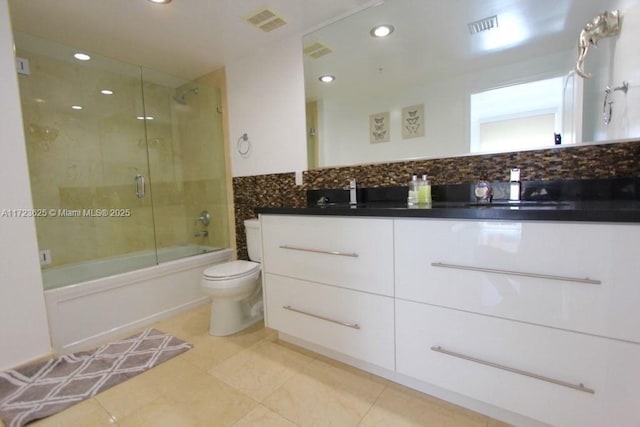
[0,0,51,369]
[318,50,576,167]
[226,36,308,177]
[609,0,640,139]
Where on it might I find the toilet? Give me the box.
[201,219,263,336]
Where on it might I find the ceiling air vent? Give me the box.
[468,15,498,34]
[246,8,287,32]
[303,42,333,59]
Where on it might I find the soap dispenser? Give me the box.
[509,168,521,201]
[407,174,418,206]
[418,174,432,206]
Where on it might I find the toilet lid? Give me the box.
[203,260,260,280]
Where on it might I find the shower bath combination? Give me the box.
[174,87,200,104]
[14,30,231,353]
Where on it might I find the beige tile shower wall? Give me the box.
[189,68,234,252]
[19,48,216,267]
[144,79,188,250]
[232,140,640,259]
[179,70,230,252]
[19,49,159,267]
[146,77,231,252]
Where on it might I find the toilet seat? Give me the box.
[203,260,260,281]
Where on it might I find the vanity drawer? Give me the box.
[395,219,640,343]
[261,215,394,296]
[264,273,395,370]
[396,299,640,427]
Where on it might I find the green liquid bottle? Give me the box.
[418,174,432,206]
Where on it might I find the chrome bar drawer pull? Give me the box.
[431,262,601,285]
[431,346,595,394]
[283,305,360,329]
[279,245,358,258]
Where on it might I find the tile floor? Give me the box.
[4,305,512,426]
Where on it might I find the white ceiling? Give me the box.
[303,0,613,100]
[7,0,374,80]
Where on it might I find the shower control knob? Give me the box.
[197,210,211,226]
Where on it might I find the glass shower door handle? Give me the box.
[135,174,146,199]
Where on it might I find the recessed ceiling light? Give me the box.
[71,105,83,110]
[147,0,172,4]
[319,75,335,83]
[100,89,114,95]
[73,53,91,61]
[370,24,394,38]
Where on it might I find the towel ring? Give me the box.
[603,88,613,125]
[602,81,629,125]
[237,133,251,157]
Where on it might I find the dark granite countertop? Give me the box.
[256,200,640,223]
[256,179,640,223]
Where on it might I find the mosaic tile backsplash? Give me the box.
[233,140,640,259]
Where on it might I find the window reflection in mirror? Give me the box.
[470,76,582,153]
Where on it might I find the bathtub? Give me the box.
[44,245,233,353]
[42,245,224,290]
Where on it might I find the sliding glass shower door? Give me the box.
[142,76,230,264]
[16,33,158,289]
[15,32,230,290]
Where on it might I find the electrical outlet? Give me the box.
[39,249,51,265]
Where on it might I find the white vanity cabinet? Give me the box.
[395,218,640,427]
[260,215,394,296]
[264,274,395,370]
[260,215,395,370]
[395,219,640,344]
[396,300,640,427]
[259,213,640,427]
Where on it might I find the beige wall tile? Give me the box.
[18,47,230,275]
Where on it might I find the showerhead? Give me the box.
[174,87,200,104]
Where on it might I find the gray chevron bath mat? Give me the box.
[0,328,192,427]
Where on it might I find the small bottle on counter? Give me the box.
[418,174,432,206]
[407,174,418,206]
[474,173,492,203]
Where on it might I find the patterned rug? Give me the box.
[0,328,192,427]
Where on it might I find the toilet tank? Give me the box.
[244,219,261,262]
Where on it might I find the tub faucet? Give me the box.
[194,230,208,238]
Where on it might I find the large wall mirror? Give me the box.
[303,0,639,169]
